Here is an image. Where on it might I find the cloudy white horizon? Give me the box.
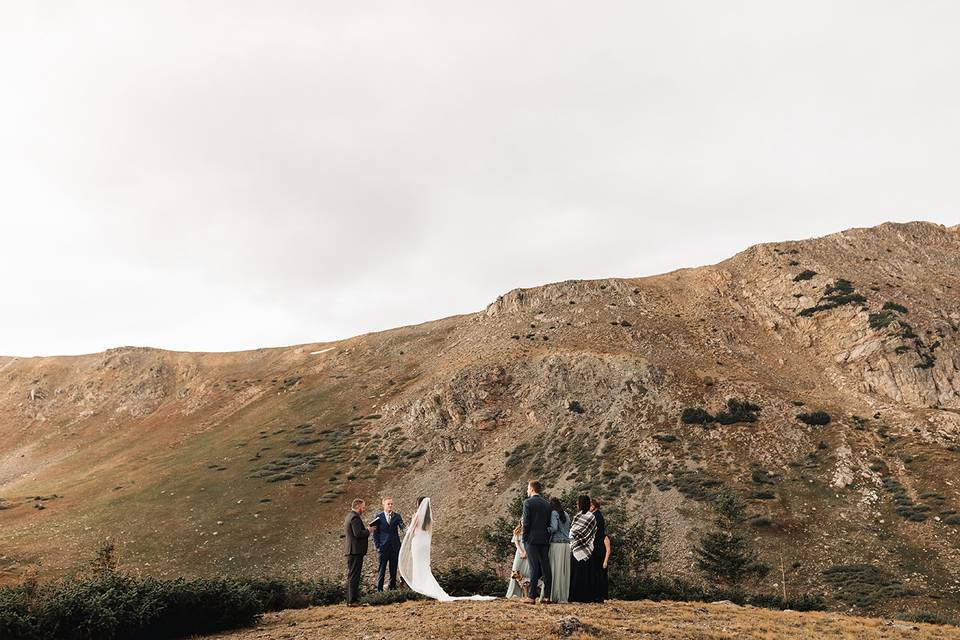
[2,2,958,357]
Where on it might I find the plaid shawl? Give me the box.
[569,511,597,562]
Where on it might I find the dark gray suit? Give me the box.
[522,493,552,599]
[344,510,370,604]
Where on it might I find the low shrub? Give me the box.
[667,470,725,502]
[797,411,831,426]
[822,563,915,608]
[793,270,817,282]
[0,587,32,640]
[883,301,909,314]
[901,612,960,626]
[714,399,761,425]
[246,577,343,610]
[0,574,263,640]
[609,575,824,611]
[0,575,350,640]
[798,278,866,317]
[868,311,895,330]
[567,400,585,414]
[436,567,505,597]
[360,589,425,606]
[681,407,714,425]
[825,279,853,295]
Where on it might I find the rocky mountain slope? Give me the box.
[2,221,959,616]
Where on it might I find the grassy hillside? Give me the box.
[2,221,960,620]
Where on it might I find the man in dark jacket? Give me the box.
[343,498,372,606]
[522,479,553,603]
[372,497,405,591]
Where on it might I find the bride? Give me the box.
[398,497,494,602]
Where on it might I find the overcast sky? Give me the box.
[1,2,958,357]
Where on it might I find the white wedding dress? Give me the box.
[398,497,495,602]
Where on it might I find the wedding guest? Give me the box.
[547,496,571,603]
[522,480,553,604]
[590,498,609,602]
[601,533,611,598]
[505,518,529,598]
[568,495,600,603]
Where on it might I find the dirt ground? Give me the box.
[205,598,960,640]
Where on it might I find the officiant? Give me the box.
[371,496,405,591]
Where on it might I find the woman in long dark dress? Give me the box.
[590,498,610,602]
[568,495,601,602]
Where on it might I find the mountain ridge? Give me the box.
[2,220,959,618]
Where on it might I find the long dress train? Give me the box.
[398,498,495,602]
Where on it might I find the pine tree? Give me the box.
[694,491,768,587]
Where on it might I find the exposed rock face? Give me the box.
[1,221,960,615]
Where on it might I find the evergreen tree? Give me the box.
[613,513,663,577]
[694,491,768,587]
[479,488,527,566]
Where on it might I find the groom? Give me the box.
[372,496,405,591]
[522,479,552,603]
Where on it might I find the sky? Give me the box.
[1,2,958,357]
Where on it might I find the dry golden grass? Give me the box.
[206,599,960,640]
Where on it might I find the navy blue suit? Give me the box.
[373,511,404,591]
[522,494,553,599]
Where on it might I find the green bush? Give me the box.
[798,279,866,317]
[869,311,895,330]
[901,612,960,626]
[436,567,505,597]
[245,577,343,610]
[0,587,33,640]
[715,399,761,425]
[822,563,915,608]
[9,575,263,640]
[792,270,817,282]
[360,589,425,606]
[681,407,714,425]
[883,302,909,314]
[797,411,831,426]
[824,279,853,295]
[668,470,725,502]
[567,400,585,414]
[0,575,350,640]
[609,575,824,611]
[681,401,759,426]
